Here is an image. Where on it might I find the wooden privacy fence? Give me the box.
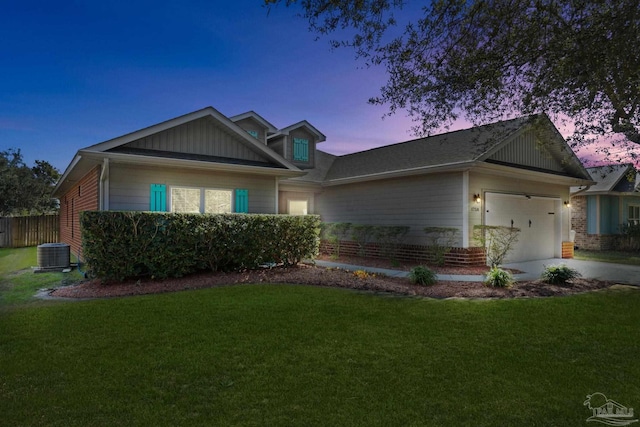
[0,215,60,248]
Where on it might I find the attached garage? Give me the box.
[485,192,562,262]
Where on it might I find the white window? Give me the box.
[171,188,201,213]
[288,200,308,215]
[629,205,640,225]
[204,189,232,214]
[171,187,232,214]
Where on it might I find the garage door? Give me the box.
[485,193,557,263]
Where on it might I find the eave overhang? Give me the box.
[320,160,596,187]
[53,150,305,198]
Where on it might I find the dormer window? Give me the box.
[293,137,309,162]
[247,130,258,138]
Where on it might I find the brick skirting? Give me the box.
[320,240,487,266]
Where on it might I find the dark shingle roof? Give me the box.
[323,116,533,181]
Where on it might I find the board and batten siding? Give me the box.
[123,116,269,164]
[108,163,277,213]
[233,117,268,145]
[488,130,566,173]
[469,171,570,240]
[316,173,464,245]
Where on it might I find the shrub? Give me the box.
[375,226,410,261]
[409,266,437,286]
[320,222,352,258]
[484,266,514,288]
[424,227,459,265]
[80,212,320,281]
[473,225,520,267]
[350,224,377,256]
[540,264,581,285]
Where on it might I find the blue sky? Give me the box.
[1,0,433,172]
[3,1,635,173]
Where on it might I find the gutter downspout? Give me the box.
[99,158,109,210]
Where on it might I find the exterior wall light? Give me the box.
[473,194,481,204]
[564,201,571,207]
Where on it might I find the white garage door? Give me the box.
[485,193,558,263]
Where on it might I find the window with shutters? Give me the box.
[169,186,239,214]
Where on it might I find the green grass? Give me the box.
[574,249,640,266]
[1,284,639,426]
[0,246,37,272]
[0,247,83,308]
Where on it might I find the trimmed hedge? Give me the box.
[80,211,320,281]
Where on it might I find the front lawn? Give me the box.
[1,284,639,426]
[0,246,83,308]
[574,249,640,266]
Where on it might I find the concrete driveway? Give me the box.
[504,258,640,285]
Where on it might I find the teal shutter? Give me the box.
[293,138,309,161]
[235,189,248,213]
[150,184,166,212]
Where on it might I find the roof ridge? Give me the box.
[333,115,536,159]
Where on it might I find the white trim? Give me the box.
[80,150,305,177]
[168,185,233,214]
[462,171,470,247]
[274,178,279,213]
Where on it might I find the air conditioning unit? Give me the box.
[37,243,71,269]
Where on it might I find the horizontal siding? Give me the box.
[124,116,269,163]
[108,163,276,213]
[489,130,564,172]
[316,173,463,245]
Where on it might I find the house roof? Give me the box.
[53,106,303,198]
[269,120,327,143]
[229,111,278,134]
[293,114,591,186]
[571,164,639,195]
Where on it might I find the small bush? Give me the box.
[541,264,581,285]
[353,270,374,280]
[409,266,437,286]
[484,266,514,288]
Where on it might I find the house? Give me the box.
[570,164,640,250]
[53,107,593,264]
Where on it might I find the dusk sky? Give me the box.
[0,1,634,173]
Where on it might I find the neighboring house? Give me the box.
[570,164,640,250]
[53,107,593,264]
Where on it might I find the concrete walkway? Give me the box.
[314,258,640,285]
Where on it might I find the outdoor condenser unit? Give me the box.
[36,243,71,269]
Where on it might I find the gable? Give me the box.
[487,129,566,173]
[112,116,275,165]
[233,116,270,143]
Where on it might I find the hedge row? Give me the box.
[80,211,320,281]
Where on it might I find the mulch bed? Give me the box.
[50,262,615,300]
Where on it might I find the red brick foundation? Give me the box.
[320,240,487,266]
